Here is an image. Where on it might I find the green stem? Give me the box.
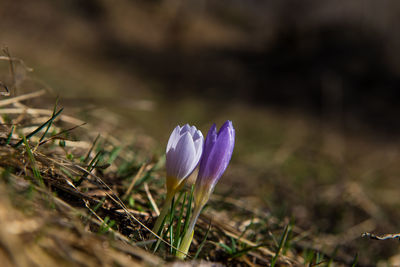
[152,192,175,236]
[177,204,203,259]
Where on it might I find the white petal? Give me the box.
[192,129,203,141]
[172,132,196,179]
[166,125,181,152]
[189,125,197,136]
[192,137,204,170]
[180,124,191,135]
[165,147,177,176]
[193,136,203,154]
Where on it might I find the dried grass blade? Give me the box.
[144,182,159,216]
[123,164,146,199]
[0,89,46,107]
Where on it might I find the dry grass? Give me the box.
[0,55,310,266]
[0,95,298,266]
[1,52,400,266]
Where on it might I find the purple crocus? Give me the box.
[177,120,235,259]
[194,120,235,208]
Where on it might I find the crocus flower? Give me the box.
[165,124,204,194]
[177,120,235,259]
[194,120,235,208]
[152,124,203,235]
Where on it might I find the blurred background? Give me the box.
[1,0,400,265]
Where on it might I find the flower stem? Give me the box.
[152,191,175,236]
[176,204,203,259]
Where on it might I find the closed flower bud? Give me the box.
[166,124,204,193]
[152,124,203,235]
[177,120,235,259]
[194,120,235,208]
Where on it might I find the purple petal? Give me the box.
[196,121,235,195]
[218,120,232,136]
[199,124,217,171]
[200,126,234,186]
[220,121,235,157]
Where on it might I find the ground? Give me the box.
[1,53,400,267]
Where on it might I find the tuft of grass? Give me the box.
[13,107,63,148]
[22,135,44,186]
[98,216,117,235]
[39,96,59,142]
[351,253,358,267]
[271,222,292,267]
[83,134,100,164]
[193,222,211,259]
[173,191,187,250]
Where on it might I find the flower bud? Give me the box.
[194,120,235,208]
[177,120,235,259]
[152,124,203,236]
[166,124,204,193]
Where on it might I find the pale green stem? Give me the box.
[176,204,203,259]
[152,191,175,236]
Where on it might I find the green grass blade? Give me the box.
[327,246,339,267]
[193,223,211,259]
[92,197,106,212]
[168,196,177,254]
[14,108,64,147]
[83,134,100,163]
[174,191,187,250]
[99,216,116,235]
[74,150,104,186]
[218,242,233,254]
[6,125,14,145]
[351,253,358,267]
[231,243,266,259]
[271,223,292,267]
[182,185,194,239]
[152,225,166,253]
[151,206,169,253]
[38,122,86,147]
[231,236,237,253]
[169,220,174,254]
[60,167,74,180]
[39,96,59,142]
[107,146,122,165]
[22,135,44,186]
[316,252,324,265]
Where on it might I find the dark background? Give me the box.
[1,0,400,138]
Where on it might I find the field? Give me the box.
[1,1,400,266]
